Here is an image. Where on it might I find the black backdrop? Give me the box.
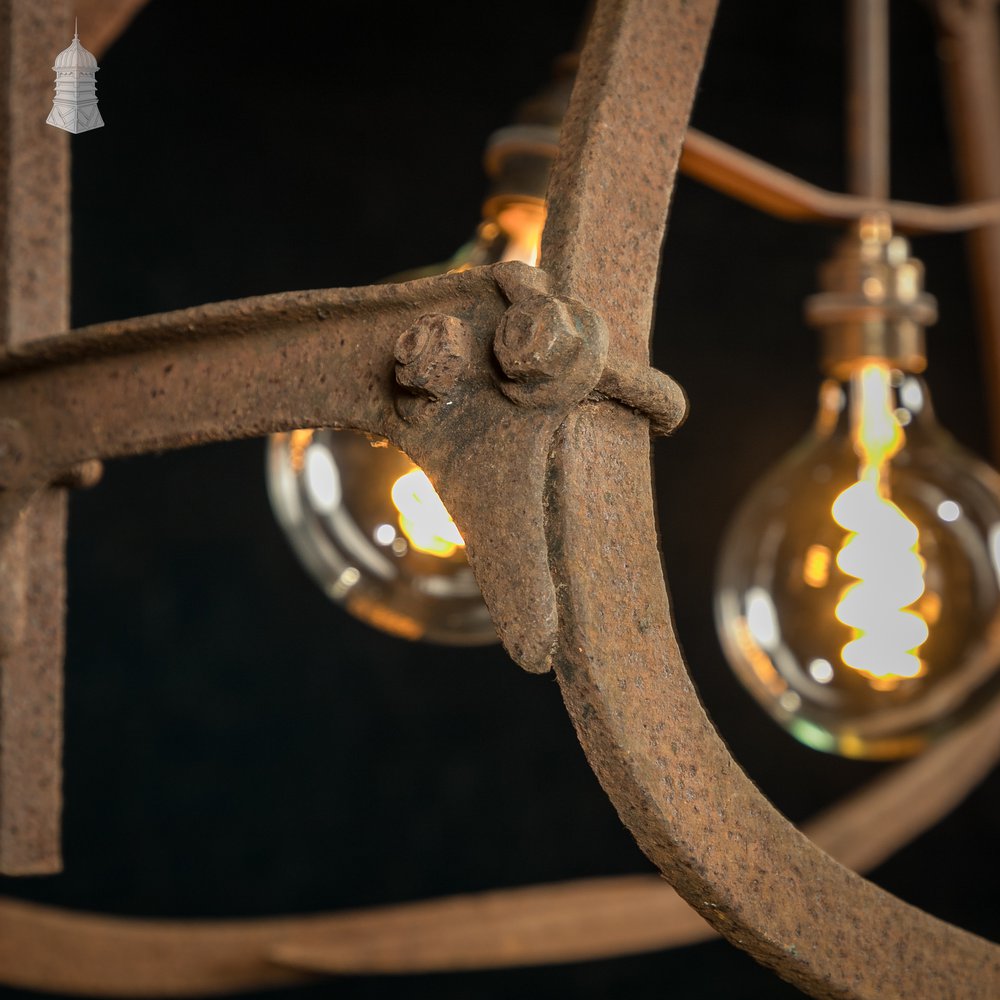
[3,2,1000,998]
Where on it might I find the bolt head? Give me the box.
[393,324,430,366]
[494,296,582,382]
[394,313,471,401]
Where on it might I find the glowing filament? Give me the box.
[832,364,928,685]
[391,469,465,558]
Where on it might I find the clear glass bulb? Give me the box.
[715,361,1000,758]
[268,429,496,644]
[267,199,545,643]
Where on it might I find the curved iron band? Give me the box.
[1,689,999,995]
[538,2,1000,998]
[0,1,996,997]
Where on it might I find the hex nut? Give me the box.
[494,295,583,383]
[394,314,471,400]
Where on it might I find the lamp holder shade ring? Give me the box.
[806,219,936,376]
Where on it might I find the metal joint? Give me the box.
[491,262,687,434]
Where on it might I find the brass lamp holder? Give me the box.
[806,212,937,377]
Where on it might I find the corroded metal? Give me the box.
[4,683,1000,994]
[0,0,71,875]
[394,313,472,400]
[1,0,1000,996]
[493,274,609,410]
[0,270,564,676]
[0,257,687,678]
[0,0,70,349]
[0,489,65,874]
[543,1,1000,997]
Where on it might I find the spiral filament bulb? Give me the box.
[831,363,928,688]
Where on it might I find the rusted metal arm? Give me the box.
[0,269,569,677]
[0,0,69,350]
[0,258,690,679]
[0,277,499,480]
[0,0,72,874]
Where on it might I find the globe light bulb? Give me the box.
[715,215,1000,758]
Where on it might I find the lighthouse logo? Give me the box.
[46,21,104,134]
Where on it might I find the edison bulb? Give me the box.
[716,362,1000,758]
[268,429,496,644]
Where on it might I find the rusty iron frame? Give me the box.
[4,1,1000,997]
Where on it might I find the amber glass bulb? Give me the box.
[267,201,545,643]
[715,363,1000,758]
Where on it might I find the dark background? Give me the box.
[3,1,999,997]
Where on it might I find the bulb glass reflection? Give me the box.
[715,364,1000,758]
[267,201,545,643]
[268,429,495,644]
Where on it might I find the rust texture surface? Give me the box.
[0,489,65,873]
[0,269,563,675]
[0,259,683,676]
[0,0,999,995]
[2,685,1000,994]
[542,1,1000,997]
[0,0,71,874]
[0,0,70,348]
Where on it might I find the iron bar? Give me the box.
[935,0,1000,462]
[680,127,1000,232]
[0,0,71,874]
[847,0,890,199]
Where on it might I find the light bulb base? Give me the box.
[482,124,558,221]
[815,320,928,378]
[805,212,936,377]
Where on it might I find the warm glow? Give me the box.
[803,543,832,588]
[390,469,465,558]
[496,202,546,267]
[832,364,928,686]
